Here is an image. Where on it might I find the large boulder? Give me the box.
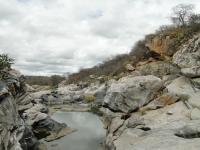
[166,76,196,97]
[173,34,200,77]
[23,104,49,126]
[138,61,180,77]
[32,117,76,142]
[166,76,200,109]
[103,75,163,113]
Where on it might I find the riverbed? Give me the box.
[44,111,106,150]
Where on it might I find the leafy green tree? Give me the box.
[0,54,14,69]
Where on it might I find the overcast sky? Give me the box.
[0,0,200,75]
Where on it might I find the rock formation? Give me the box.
[101,32,200,150]
[0,69,75,150]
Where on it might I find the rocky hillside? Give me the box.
[0,69,75,150]
[102,33,200,150]
[37,31,200,150]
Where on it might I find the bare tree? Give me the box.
[171,4,194,26]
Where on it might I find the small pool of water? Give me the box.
[45,112,106,150]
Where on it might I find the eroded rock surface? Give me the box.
[173,34,200,77]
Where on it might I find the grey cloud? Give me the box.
[0,0,199,75]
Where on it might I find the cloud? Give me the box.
[0,0,199,75]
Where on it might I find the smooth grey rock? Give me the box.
[190,108,200,120]
[175,121,200,138]
[114,121,200,150]
[104,75,163,113]
[189,95,200,110]
[104,101,191,150]
[166,77,200,109]
[166,76,196,97]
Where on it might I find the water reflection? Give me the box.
[45,112,106,150]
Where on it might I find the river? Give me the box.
[44,111,106,150]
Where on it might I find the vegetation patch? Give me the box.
[25,75,65,87]
[83,94,96,103]
[0,54,14,69]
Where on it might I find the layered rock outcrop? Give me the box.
[145,35,177,56]
[173,33,200,77]
[0,69,74,150]
[0,69,38,150]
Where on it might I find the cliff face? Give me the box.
[173,33,200,77]
[0,69,74,150]
[145,35,177,56]
[145,28,193,57]
[0,69,36,150]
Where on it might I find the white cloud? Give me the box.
[0,0,199,75]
